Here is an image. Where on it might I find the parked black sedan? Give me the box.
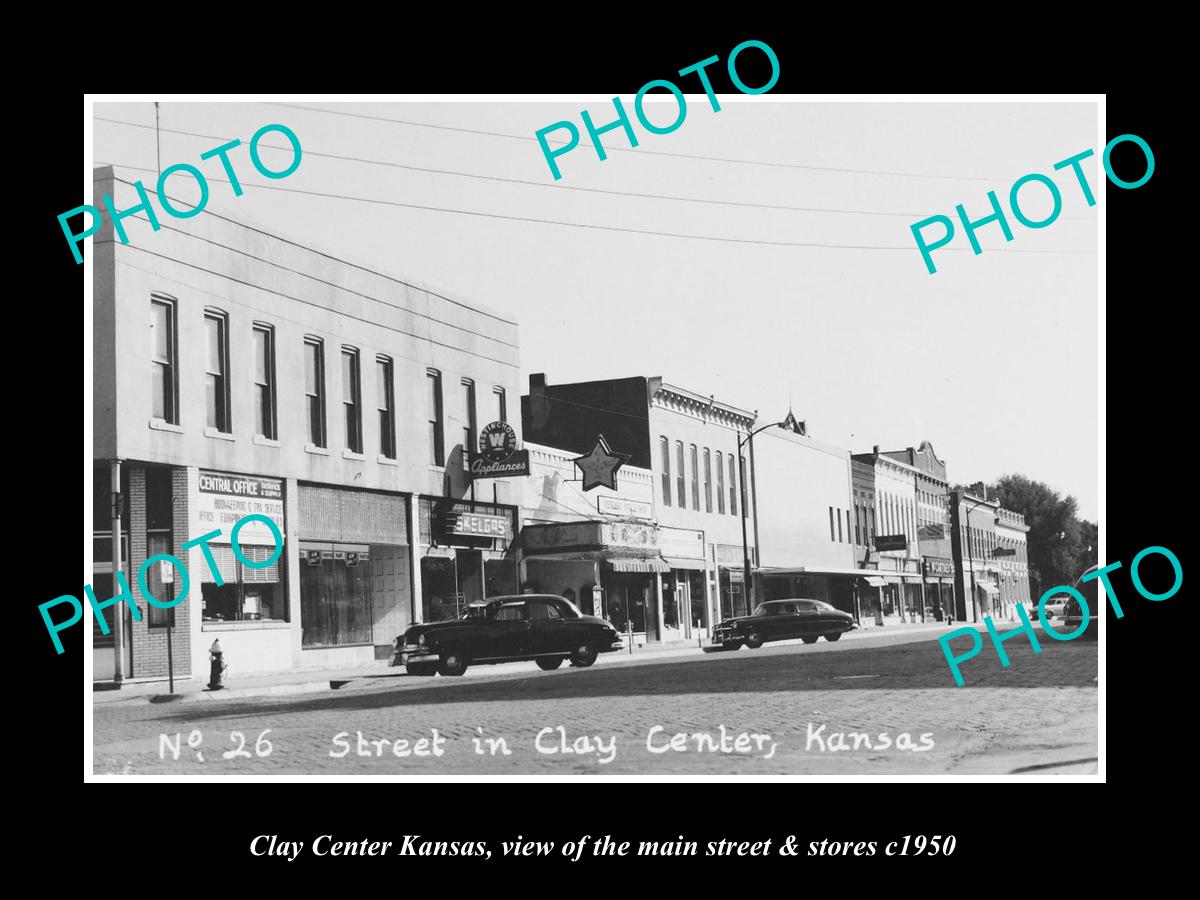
[712,599,857,650]
[393,594,624,676]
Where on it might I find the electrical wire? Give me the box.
[114,241,519,368]
[96,164,1095,256]
[105,178,519,350]
[270,102,1018,182]
[94,115,1097,221]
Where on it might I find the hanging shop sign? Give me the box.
[875,534,908,552]
[598,495,653,520]
[923,557,955,577]
[469,421,530,479]
[443,511,513,540]
[573,434,630,491]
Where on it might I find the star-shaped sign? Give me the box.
[573,435,630,492]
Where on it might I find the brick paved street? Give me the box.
[93,628,1097,776]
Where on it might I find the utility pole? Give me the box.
[111,460,125,684]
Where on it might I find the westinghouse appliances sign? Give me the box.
[469,421,530,479]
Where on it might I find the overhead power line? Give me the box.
[270,102,1017,182]
[95,116,1096,221]
[96,164,1096,257]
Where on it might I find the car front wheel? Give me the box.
[801,635,819,644]
[536,657,564,671]
[437,649,469,676]
[745,631,764,649]
[824,632,842,642]
[570,643,599,667]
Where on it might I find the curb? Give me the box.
[149,681,334,704]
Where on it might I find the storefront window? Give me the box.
[663,575,678,629]
[421,556,461,622]
[688,571,706,628]
[201,544,287,623]
[300,552,372,646]
[484,558,517,598]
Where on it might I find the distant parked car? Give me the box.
[393,594,624,677]
[712,599,857,651]
[1042,595,1071,620]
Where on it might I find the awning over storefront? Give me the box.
[863,576,887,588]
[977,581,1000,596]
[609,558,669,573]
[663,556,707,571]
[758,566,892,578]
[880,575,903,585]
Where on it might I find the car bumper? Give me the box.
[401,645,439,666]
[601,637,625,653]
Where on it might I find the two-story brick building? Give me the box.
[91,165,522,683]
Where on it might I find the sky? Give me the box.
[92,98,1099,520]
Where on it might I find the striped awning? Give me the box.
[608,558,669,573]
[862,576,887,587]
[663,556,707,571]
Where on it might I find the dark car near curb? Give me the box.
[392,594,624,676]
[712,599,857,650]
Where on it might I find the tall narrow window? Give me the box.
[829,507,836,541]
[461,379,476,469]
[377,355,395,459]
[493,386,507,423]
[837,508,844,543]
[304,338,326,447]
[729,455,738,516]
[847,510,853,546]
[716,451,725,513]
[341,348,362,453]
[675,441,685,507]
[703,448,712,513]
[690,445,699,510]
[739,456,748,518]
[252,324,276,439]
[150,297,177,424]
[204,310,230,432]
[660,437,671,506]
[855,505,862,545]
[426,369,444,466]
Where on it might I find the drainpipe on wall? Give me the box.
[111,459,125,684]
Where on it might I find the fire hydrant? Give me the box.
[208,639,227,690]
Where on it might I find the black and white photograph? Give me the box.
[79,92,1104,780]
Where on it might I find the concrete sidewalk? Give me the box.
[92,618,1000,706]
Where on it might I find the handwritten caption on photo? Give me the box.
[248,833,957,861]
[938,544,1181,685]
[159,723,935,767]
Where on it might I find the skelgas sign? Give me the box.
[470,421,529,479]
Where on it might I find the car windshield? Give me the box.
[462,597,585,620]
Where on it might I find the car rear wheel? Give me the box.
[801,635,819,644]
[722,640,744,651]
[536,657,564,671]
[407,662,437,676]
[824,632,842,642]
[570,643,599,667]
[745,631,764,649]
[437,649,469,676]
